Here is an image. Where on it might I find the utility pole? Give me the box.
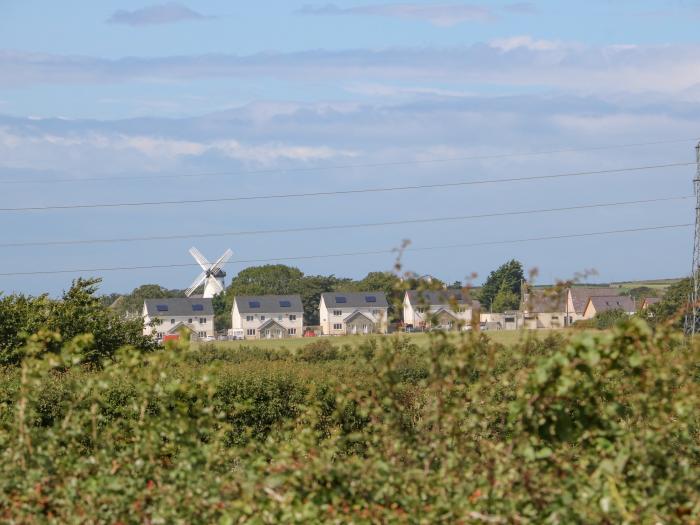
[685,142,700,335]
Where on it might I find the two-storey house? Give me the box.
[403,290,479,331]
[319,292,389,335]
[231,295,303,339]
[143,298,214,341]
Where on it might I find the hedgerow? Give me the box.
[0,320,698,523]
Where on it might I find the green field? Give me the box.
[206,329,560,352]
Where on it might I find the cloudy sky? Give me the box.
[1,0,699,295]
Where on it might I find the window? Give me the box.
[246,315,254,322]
[333,310,342,316]
[279,300,291,308]
[247,329,256,336]
[198,331,205,338]
[170,319,175,324]
[278,315,283,321]
[156,304,169,312]
[199,317,207,324]
[335,296,347,304]
[192,304,204,312]
[333,323,343,330]
[551,316,559,320]
[260,316,266,321]
[289,314,297,321]
[417,307,425,314]
[505,317,515,323]
[188,318,193,324]
[288,328,297,335]
[372,310,382,316]
[365,296,377,303]
[248,301,261,308]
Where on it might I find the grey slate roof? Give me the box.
[234,295,303,314]
[569,287,621,314]
[522,290,567,313]
[144,297,213,317]
[344,310,375,324]
[406,290,478,307]
[321,291,389,309]
[587,295,636,314]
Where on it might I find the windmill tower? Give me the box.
[685,142,700,335]
[186,247,233,298]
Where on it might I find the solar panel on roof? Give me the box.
[365,296,376,303]
[249,301,261,308]
[156,304,169,312]
[192,304,204,311]
[279,300,291,308]
[335,296,347,304]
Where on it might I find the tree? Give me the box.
[479,259,524,311]
[0,278,156,366]
[491,283,520,313]
[107,284,185,317]
[648,277,690,329]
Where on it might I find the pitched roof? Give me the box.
[522,289,566,313]
[641,297,661,309]
[321,291,389,309]
[344,311,375,324]
[234,295,303,314]
[405,290,478,307]
[587,295,636,314]
[258,319,288,331]
[569,287,621,314]
[144,297,213,317]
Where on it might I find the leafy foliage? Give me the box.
[1,319,698,522]
[0,278,156,365]
[479,259,525,311]
[648,277,691,329]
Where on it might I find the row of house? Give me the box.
[142,286,655,341]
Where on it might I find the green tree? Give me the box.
[107,284,185,317]
[0,278,156,365]
[479,259,524,311]
[491,283,520,312]
[648,277,690,329]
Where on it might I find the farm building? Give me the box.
[319,292,389,335]
[582,295,636,320]
[521,289,568,329]
[480,311,522,331]
[640,297,661,310]
[403,290,480,331]
[231,295,303,340]
[143,298,214,341]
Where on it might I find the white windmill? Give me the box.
[185,247,233,298]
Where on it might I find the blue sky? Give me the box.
[1,0,699,295]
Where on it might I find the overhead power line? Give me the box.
[0,223,691,277]
[1,137,698,185]
[0,195,691,248]
[0,161,693,213]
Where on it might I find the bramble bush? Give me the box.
[0,320,698,523]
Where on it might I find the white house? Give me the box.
[319,292,389,335]
[143,298,215,341]
[521,289,568,329]
[403,290,480,331]
[565,287,623,325]
[231,295,303,340]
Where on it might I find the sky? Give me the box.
[1,0,699,296]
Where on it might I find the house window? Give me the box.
[417,307,425,314]
[333,323,343,330]
[278,315,283,321]
[372,310,382,316]
[188,318,193,324]
[289,314,297,321]
[246,315,254,322]
[289,328,297,335]
[505,317,515,323]
[247,329,256,336]
[551,316,559,320]
[261,316,266,321]
[333,310,342,316]
[198,331,205,338]
[200,317,207,324]
[170,319,175,324]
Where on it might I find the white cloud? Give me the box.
[2,40,700,94]
[106,2,210,26]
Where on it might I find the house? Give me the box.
[403,290,480,331]
[582,295,636,320]
[143,298,215,341]
[319,292,389,335]
[231,295,303,340]
[521,289,568,329]
[565,287,624,325]
[640,297,661,310]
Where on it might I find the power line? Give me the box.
[0,223,691,277]
[0,195,691,248]
[1,137,698,185]
[0,161,693,213]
